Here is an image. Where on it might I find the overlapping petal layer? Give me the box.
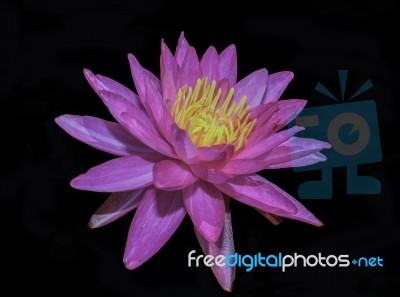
[56,33,330,292]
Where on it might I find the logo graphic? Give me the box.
[290,70,382,199]
[188,250,384,272]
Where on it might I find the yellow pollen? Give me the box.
[171,77,256,151]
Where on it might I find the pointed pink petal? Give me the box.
[233,69,268,106]
[84,70,153,136]
[99,90,176,158]
[260,137,331,167]
[218,44,237,86]
[124,189,186,269]
[175,32,190,67]
[266,152,327,169]
[262,71,294,103]
[142,66,165,115]
[153,159,198,191]
[200,46,219,82]
[81,116,152,153]
[251,175,323,226]
[170,124,198,163]
[217,175,323,226]
[70,154,163,192]
[83,68,142,108]
[177,47,202,89]
[183,181,225,242]
[89,188,147,228]
[233,126,304,160]
[160,41,179,102]
[223,136,329,175]
[195,199,235,292]
[143,74,174,141]
[160,40,179,101]
[215,174,297,216]
[190,164,232,184]
[128,53,161,101]
[273,99,307,130]
[278,99,307,119]
[55,115,151,156]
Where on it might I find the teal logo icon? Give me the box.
[290,70,382,199]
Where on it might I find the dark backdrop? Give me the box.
[1,1,399,296]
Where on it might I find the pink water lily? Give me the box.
[55,33,330,291]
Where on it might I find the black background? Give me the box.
[1,1,399,296]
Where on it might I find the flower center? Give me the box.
[171,77,256,151]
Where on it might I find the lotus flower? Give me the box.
[55,33,330,291]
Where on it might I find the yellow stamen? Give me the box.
[171,77,256,151]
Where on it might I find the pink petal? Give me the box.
[70,154,163,192]
[249,175,323,226]
[215,174,297,216]
[219,159,262,175]
[262,71,294,103]
[278,99,307,119]
[247,102,280,144]
[89,188,147,228]
[177,47,202,89]
[121,111,176,158]
[197,144,234,164]
[142,75,165,123]
[200,46,219,82]
[170,124,198,163]
[223,136,329,175]
[143,74,175,141]
[175,32,190,67]
[85,71,154,137]
[190,164,232,184]
[160,40,179,102]
[99,90,176,158]
[218,44,237,86]
[266,152,327,169]
[83,69,142,108]
[233,69,268,106]
[247,100,306,146]
[260,137,331,167]
[183,181,225,242]
[124,189,186,269]
[127,53,161,101]
[55,115,151,156]
[250,101,279,122]
[273,99,307,130]
[233,126,304,160]
[195,199,235,292]
[153,159,198,191]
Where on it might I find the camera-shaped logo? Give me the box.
[289,70,382,199]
